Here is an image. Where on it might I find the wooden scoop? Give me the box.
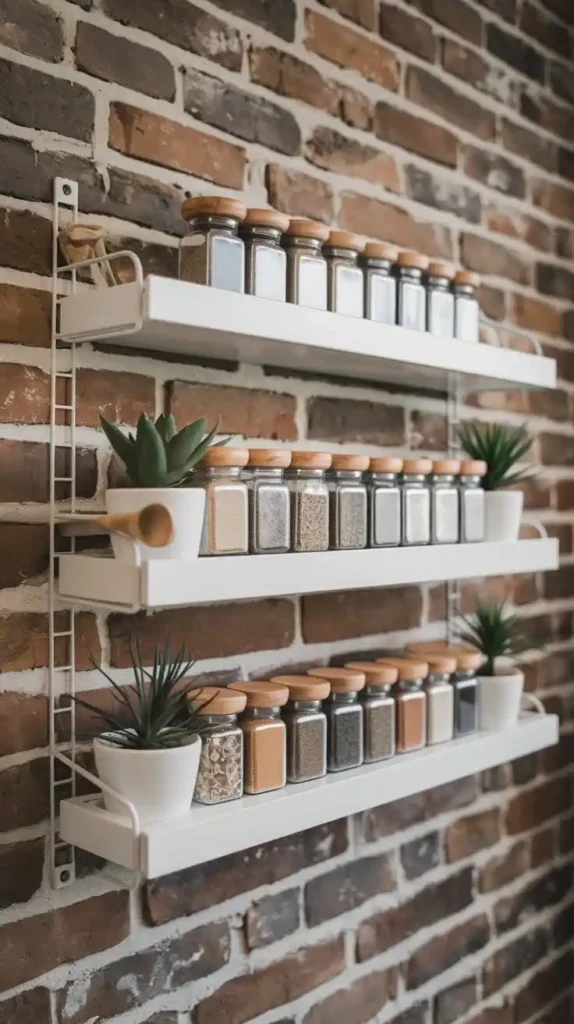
[63,504,174,547]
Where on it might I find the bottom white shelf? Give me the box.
[60,714,558,879]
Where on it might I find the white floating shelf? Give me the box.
[60,714,559,878]
[57,539,558,611]
[59,277,556,395]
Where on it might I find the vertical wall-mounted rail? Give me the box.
[447,373,462,643]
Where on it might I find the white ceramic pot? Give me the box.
[94,733,201,823]
[478,667,544,731]
[105,486,206,563]
[484,490,524,542]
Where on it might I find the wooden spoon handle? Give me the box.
[97,504,174,548]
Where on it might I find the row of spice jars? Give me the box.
[194,447,487,556]
[188,644,483,805]
[178,197,481,344]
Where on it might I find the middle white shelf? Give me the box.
[58,538,558,611]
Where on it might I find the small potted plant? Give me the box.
[100,411,222,562]
[457,422,534,542]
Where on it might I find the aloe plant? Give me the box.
[100,412,224,487]
[457,601,528,677]
[456,422,534,491]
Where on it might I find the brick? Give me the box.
[513,951,574,1023]
[374,103,457,168]
[544,522,572,555]
[0,439,96,502]
[0,207,51,276]
[537,262,574,299]
[483,927,549,995]
[0,0,62,61]
[302,585,422,643]
[245,890,299,950]
[364,777,478,839]
[406,66,495,140]
[409,411,447,450]
[539,433,574,466]
[520,88,574,142]
[340,192,453,258]
[531,826,556,867]
[502,118,558,173]
[194,938,345,1024]
[0,838,44,910]
[210,0,295,40]
[559,146,574,181]
[557,480,574,510]
[102,0,243,68]
[545,564,574,600]
[308,396,405,445]
[266,165,335,225]
[478,284,507,320]
[556,225,574,257]
[442,40,515,103]
[464,147,526,198]
[109,103,245,189]
[550,60,574,104]
[75,23,175,100]
[407,915,490,989]
[533,178,574,221]
[167,381,297,441]
[78,369,155,428]
[0,363,49,423]
[512,294,562,336]
[0,57,93,141]
[389,1008,429,1024]
[0,283,50,347]
[531,386,570,420]
[521,1,572,58]
[461,234,530,284]
[541,0,574,24]
[477,0,517,19]
[406,165,481,223]
[302,968,398,1024]
[0,611,99,673]
[0,756,50,830]
[357,868,473,961]
[305,10,400,91]
[184,68,300,156]
[467,1010,513,1024]
[144,819,347,923]
[553,901,574,948]
[495,865,573,934]
[305,853,395,926]
[445,809,501,862]
[58,922,229,1023]
[435,977,477,1024]
[400,832,440,880]
[379,3,436,61]
[105,167,184,235]
[306,126,400,190]
[408,0,482,42]
[0,692,47,756]
[479,840,529,892]
[0,990,51,1024]
[318,0,375,29]
[545,730,574,772]
[0,522,47,591]
[487,22,546,81]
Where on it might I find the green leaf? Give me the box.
[166,418,207,472]
[183,417,224,471]
[99,414,137,479]
[457,421,534,492]
[154,413,177,444]
[136,414,168,487]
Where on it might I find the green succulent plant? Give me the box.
[100,411,224,487]
[456,601,528,677]
[456,422,534,491]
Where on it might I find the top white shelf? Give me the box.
[59,277,556,396]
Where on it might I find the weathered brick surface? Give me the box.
[302,585,422,643]
[340,192,454,256]
[305,10,400,90]
[167,381,297,440]
[364,778,478,839]
[0,0,63,61]
[0,59,94,141]
[0,989,51,1024]
[305,853,395,925]
[75,23,176,100]
[306,126,400,190]
[406,67,496,139]
[375,104,457,167]
[406,915,490,988]
[102,0,244,67]
[267,164,335,221]
[302,968,398,1024]
[0,838,44,909]
[308,396,405,445]
[434,977,477,1024]
[245,890,300,950]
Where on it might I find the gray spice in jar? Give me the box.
[338,491,367,549]
[194,731,243,804]
[292,492,329,552]
[288,716,325,781]
[328,706,363,771]
[364,703,395,761]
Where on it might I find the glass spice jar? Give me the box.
[188,687,247,804]
[327,453,369,551]
[426,262,455,340]
[430,459,461,545]
[308,667,365,772]
[323,230,365,318]
[179,196,246,293]
[401,458,432,546]
[423,654,456,745]
[286,451,331,553]
[377,657,428,753]
[194,447,249,556]
[229,681,289,795]
[397,251,429,331]
[239,208,289,302]
[367,456,403,548]
[459,459,487,543]
[245,448,291,555]
[454,270,480,344]
[284,219,329,310]
[272,676,330,783]
[360,242,398,326]
[346,661,398,762]
[407,643,481,738]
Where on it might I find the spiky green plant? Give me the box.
[456,601,528,677]
[456,422,534,491]
[100,411,224,487]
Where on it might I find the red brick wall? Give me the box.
[0,0,573,1021]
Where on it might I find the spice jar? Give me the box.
[323,230,365,318]
[423,654,456,745]
[229,681,288,795]
[377,657,428,753]
[195,447,249,556]
[327,454,369,551]
[308,667,365,772]
[397,251,429,331]
[179,196,246,293]
[454,270,480,344]
[367,457,403,548]
[426,262,455,340]
[360,242,398,326]
[189,687,246,804]
[430,459,460,545]
[346,661,398,762]
[239,208,289,302]
[459,459,487,543]
[284,219,329,310]
[286,451,331,553]
[407,642,481,738]
[401,458,432,546]
[246,448,291,555]
[272,676,329,783]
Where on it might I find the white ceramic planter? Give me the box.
[94,733,201,823]
[484,490,524,542]
[105,486,206,563]
[478,667,544,731]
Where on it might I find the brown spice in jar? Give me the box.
[229,681,288,795]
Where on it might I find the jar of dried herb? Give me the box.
[246,448,291,554]
[397,251,429,332]
[194,447,249,556]
[324,230,365,318]
[239,208,289,302]
[284,219,329,310]
[459,459,487,543]
[188,687,247,804]
[367,456,403,548]
[229,681,288,795]
[327,453,369,551]
[286,451,331,553]
[360,242,398,326]
[430,459,460,545]
[272,675,330,783]
[454,270,480,344]
[346,661,398,763]
[377,657,428,754]
[308,666,365,772]
[179,196,246,293]
[401,458,432,546]
[426,262,455,340]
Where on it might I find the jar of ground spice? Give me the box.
[407,642,481,738]
[194,447,249,556]
[430,459,460,545]
[346,661,398,762]
[286,451,331,553]
[188,687,247,804]
[454,270,480,344]
[308,666,365,772]
[284,219,329,310]
[246,448,291,554]
[179,196,246,293]
[401,458,432,546]
[367,456,403,548]
[397,251,429,332]
[459,460,487,543]
[229,681,288,795]
[272,675,330,783]
[327,453,369,551]
[324,230,365,318]
[423,654,456,745]
[360,242,398,326]
[239,208,290,302]
[426,262,455,340]
[377,657,428,753]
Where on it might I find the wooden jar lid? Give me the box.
[345,661,399,684]
[428,261,455,280]
[243,208,290,231]
[198,446,249,468]
[290,451,332,470]
[363,241,398,261]
[271,675,331,700]
[432,458,461,475]
[228,681,289,708]
[326,229,365,252]
[460,459,487,476]
[403,458,433,474]
[397,250,429,270]
[307,666,366,692]
[425,654,457,674]
[455,269,480,288]
[181,196,247,222]
[188,686,247,715]
[285,219,330,242]
[376,656,429,680]
[369,456,404,473]
[407,642,483,671]
[331,453,370,472]
[248,448,292,469]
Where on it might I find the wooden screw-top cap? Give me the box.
[425,654,457,674]
[228,681,289,708]
[376,656,429,680]
[285,219,330,242]
[406,641,483,672]
[331,453,370,472]
[198,446,249,468]
[188,686,247,715]
[369,456,404,473]
[428,261,455,280]
[345,661,399,684]
[248,448,292,469]
[307,666,366,693]
[363,241,398,261]
[403,457,433,475]
[290,451,332,470]
[271,675,331,700]
[454,269,480,288]
[326,229,365,252]
[460,459,487,477]
[242,208,290,232]
[432,458,461,475]
[181,196,247,222]
[397,250,429,270]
